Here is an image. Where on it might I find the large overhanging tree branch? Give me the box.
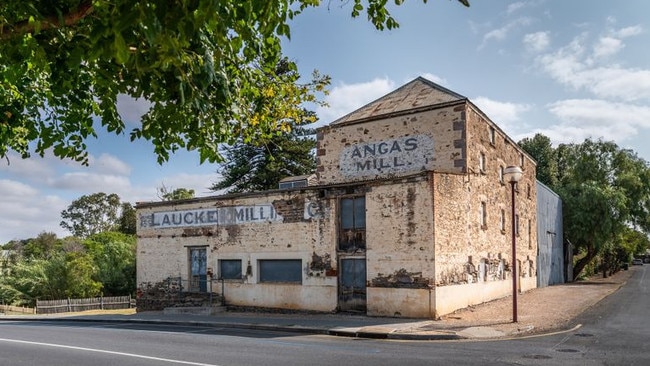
[0,0,469,165]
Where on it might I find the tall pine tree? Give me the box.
[211,125,316,193]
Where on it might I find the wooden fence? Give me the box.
[0,304,36,315]
[36,296,133,314]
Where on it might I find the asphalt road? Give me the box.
[1,266,648,365]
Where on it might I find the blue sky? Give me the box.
[2,0,650,243]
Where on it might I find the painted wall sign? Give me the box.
[339,135,435,178]
[139,204,283,229]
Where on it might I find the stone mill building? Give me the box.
[136,77,545,318]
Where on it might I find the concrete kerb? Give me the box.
[0,315,469,340]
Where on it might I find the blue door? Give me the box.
[338,258,367,312]
[190,247,207,292]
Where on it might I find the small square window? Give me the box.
[219,259,242,280]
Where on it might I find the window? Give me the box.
[279,180,308,189]
[500,209,506,232]
[259,259,302,283]
[219,259,242,280]
[499,166,504,184]
[479,152,486,172]
[527,183,532,199]
[528,219,532,249]
[480,201,487,229]
[339,197,366,251]
[520,153,525,168]
[489,127,496,145]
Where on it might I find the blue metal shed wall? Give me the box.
[536,181,565,287]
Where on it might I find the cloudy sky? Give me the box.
[2,0,650,243]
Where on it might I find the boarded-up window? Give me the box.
[219,259,242,280]
[259,259,302,283]
[339,197,366,251]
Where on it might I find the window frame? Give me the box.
[218,259,243,280]
[258,259,303,284]
[338,196,366,251]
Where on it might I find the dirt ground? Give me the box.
[434,268,634,336]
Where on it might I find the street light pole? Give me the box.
[504,165,523,323]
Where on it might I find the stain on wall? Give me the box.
[371,268,431,289]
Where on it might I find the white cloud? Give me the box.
[472,96,532,134]
[0,181,68,242]
[537,33,650,102]
[481,17,533,47]
[155,173,222,199]
[416,73,449,87]
[523,31,550,52]
[537,99,650,144]
[88,153,132,176]
[0,179,39,198]
[614,25,643,38]
[507,2,526,15]
[316,78,396,125]
[0,153,57,182]
[593,36,623,59]
[48,172,131,193]
[117,94,151,125]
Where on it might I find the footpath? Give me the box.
[0,269,633,341]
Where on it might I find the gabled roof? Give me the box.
[331,76,466,125]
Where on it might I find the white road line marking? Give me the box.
[0,338,220,366]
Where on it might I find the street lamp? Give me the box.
[504,165,523,323]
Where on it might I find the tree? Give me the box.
[22,232,59,259]
[0,1,468,165]
[157,185,196,201]
[0,252,101,306]
[556,140,650,279]
[83,232,136,296]
[518,133,558,188]
[520,135,650,280]
[118,202,137,235]
[211,124,317,193]
[60,192,121,238]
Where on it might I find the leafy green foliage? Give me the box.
[0,0,472,165]
[518,133,558,188]
[519,136,650,279]
[211,124,317,193]
[0,252,101,306]
[158,186,196,201]
[60,192,121,238]
[118,202,137,235]
[21,231,59,259]
[0,230,136,305]
[83,232,136,296]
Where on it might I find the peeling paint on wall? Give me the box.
[308,252,333,277]
[371,268,431,289]
[272,197,306,223]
